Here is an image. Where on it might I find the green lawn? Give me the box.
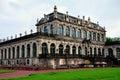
[4,68,120,80]
[0,70,15,74]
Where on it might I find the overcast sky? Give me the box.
[0,0,120,40]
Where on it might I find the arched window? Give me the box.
[78,29,81,38]
[85,47,87,55]
[88,31,91,40]
[1,50,3,59]
[93,32,96,41]
[90,47,92,56]
[83,30,87,39]
[98,48,101,56]
[42,43,47,55]
[4,49,7,59]
[94,48,96,56]
[17,46,20,58]
[72,46,76,55]
[66,45,70,55]
[50,25,54,34]
[33,43,37,57]
[21,45,25,58]
[108,48,113,56]
[59,44,63,55]
[44,26,48,34]
[72,28,76,38]
[27,44,30,58]
[12,47,15,59]
[50,43,55,56]
[98,33,100,41]
[58,25,63,36]
[116,48,120,58]
[8,48,11,59]
[78,46,82,55]
[66,26,70,37]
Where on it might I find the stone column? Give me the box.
[30,43,33,58]
[48,43,50,54]
[55,43,59,54]
[76,45,78,54]
[6,48,8,59]
[54,22,58,35]
[70,45,72,54]
[70,27,72,37]
[25,44,27,58]
[11,47,13,59]
[76,28,78,38]
[113,47,117,58]
[48,25,50,34]
[19,45,22,58]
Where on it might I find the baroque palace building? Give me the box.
[0,6,106,69]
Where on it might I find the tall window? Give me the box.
[98,48,101,55]
[8,48,11,59]
[93,32,96,41]
[27,44,30,58]
[78,29,81,38]
[72,27,76,38]
[50,43,55,56]
[94,48,96,56]
[21,45,25,58]
[102,48,104,56]
[50,25,54,34]
[90,47,92,56]
[85,47,87,55]
[88,31,91,40]
[66,45,70,55]
[17,46,20,58]
[108,48,113,56]
[44,26,48,34]
[59,44,63,55]
[4,49,7,59]
[42,43,47,55]
[72,46,76,55]
[33,43,37,57]
[58,25,63,36]
[12,47,15,59]
[66,26,70,37]
[83,30,87,39]
[116,48,120,58]
[98,33,100,41]
[78,46,82,55]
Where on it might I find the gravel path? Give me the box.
[0,68,90,79]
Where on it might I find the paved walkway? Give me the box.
[0,68,89,79]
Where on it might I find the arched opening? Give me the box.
[42,43,47,55]
[78,46,82,55]
[33,43,37,58]
[116,48,120,58]
[66,45,70,55]
[58,25,63,36]
[17,46,20,58]
[72,46,76,55]
[78,29,81,38]
[21,45,25,58]
[94,48,96,56]
[85,47,87,55]
[12,47,15,59]
[90,47,92,56]
[59,44,63,55]
[66,26,70,37]
[27,44,30,58]
[50,25,54,34]
[108,48,113,56]
[50,43,55,56]
[8,48,11,59]
[98,48,101,56]
[72,28,76,38]
[4,49,7,59]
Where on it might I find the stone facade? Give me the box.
[0,6,106,69]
